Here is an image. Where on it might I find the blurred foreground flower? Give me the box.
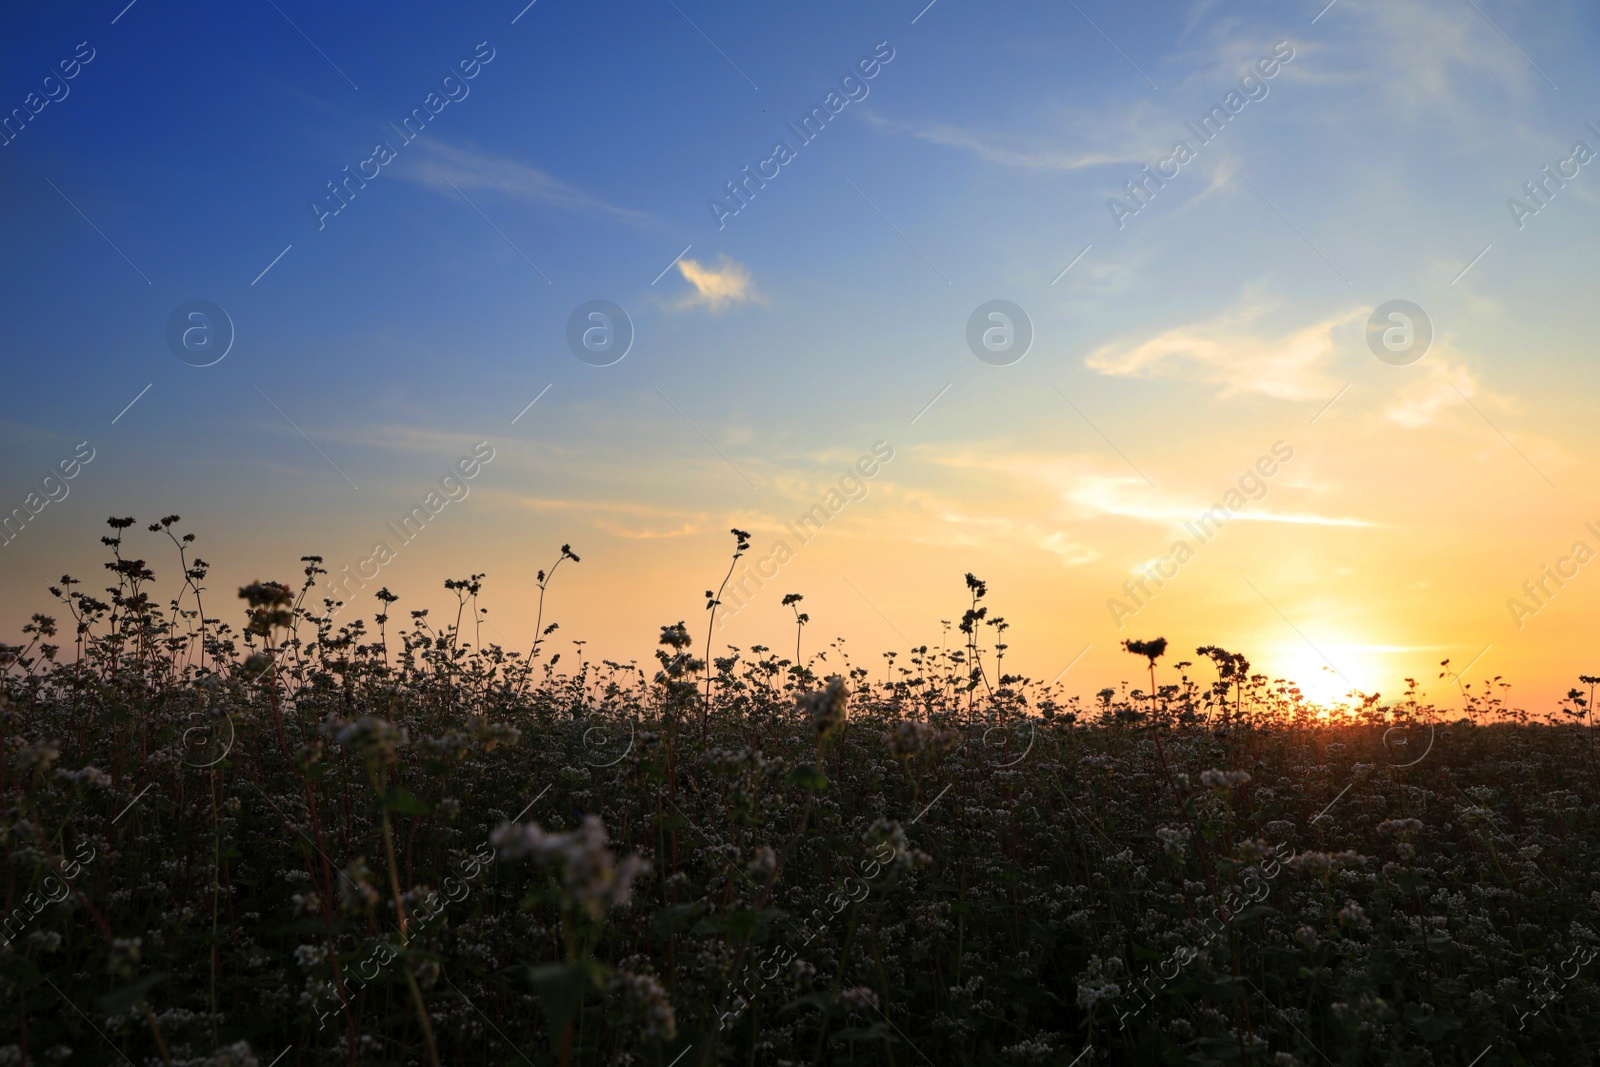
[492,814,647,920]
[800,675,848,739]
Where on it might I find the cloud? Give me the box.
[862,113,1133,172]
[861,103,1180,174]
[1382,361,1484,430]
[1323,0,1545,117]
[1368,334,1520,433]
[1085,298,1362,402]
[498,494,707,540]
[922,450,1368,563]
[1063,473,1370,529]
[1082,300,1531,442]
[399,140,649,222]
[675,255,760,312]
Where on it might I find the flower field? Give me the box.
[2,520,1598,1065]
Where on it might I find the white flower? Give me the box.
[491,815,647,919]
[839,985,880,1011]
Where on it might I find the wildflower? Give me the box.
[238,580,293,636]
[864,818,915,871]
[1156,826,1190,858]
[1234,837,1274,863]
[1337,900,1372,932]
[1074,955,1122,1008]
[745,846,777,880]
[1123,637,1168,663]
[294,943,327,968]
[799,676,848,739]
[340,857,380,914]
[491,814,648,920]
[1199,769,1251,790]
[189,1043,260,1067]
[54,765,113,789]
[1288,851,1334,874]
[658,622,693,650]
[884,720,958,759]
[1000,1035,1059,1062]
[107,937,142,979]
[610,969,676,1041]
[839,985,880,1011]
[321,714,407,767]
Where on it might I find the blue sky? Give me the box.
[5,0,1600,708]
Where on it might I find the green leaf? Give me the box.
[835,1023,895,1043]
[651,900,708,937]
[724,908,762,939]
[0,954,40,985]
[1410,1011,1463,1041]
[98,972,168,1016]
[786,764,828,791]
[524,961,601,1039]
[383,787,430,815]
[1231,904,1278,923]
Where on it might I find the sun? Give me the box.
[1268,642,1386,710]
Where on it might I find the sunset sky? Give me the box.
[3,0,1599,712]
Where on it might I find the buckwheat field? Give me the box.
[3,520,1596,1066]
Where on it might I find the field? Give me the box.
[3,520,1599,1066]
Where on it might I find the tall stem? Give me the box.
[704,549,742,723]
[375,768,441,1067]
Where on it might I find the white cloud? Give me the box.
[1063,472,1370,529]
[1382,361,1483,430]
[1085,298,1362,402]
[675,255,760,312]
[399,141,648,222]
[861,112,1140,172]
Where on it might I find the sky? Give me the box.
[3,0,1600,713]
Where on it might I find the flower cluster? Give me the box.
[883,719,959,759]
[491,815,647,920]
[799,675,848,738]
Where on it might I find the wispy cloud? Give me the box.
[1382,358,1484,430]
[862,112,1134,172]
[1085,298,1361,402]
[399,140,649,222]
[675,255,761,312]
[1064,473,1371,529]
[498,494,707,540]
